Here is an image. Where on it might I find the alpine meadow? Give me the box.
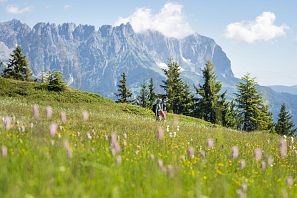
[0,1,297,198]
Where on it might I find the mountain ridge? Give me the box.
[0,19,296,124]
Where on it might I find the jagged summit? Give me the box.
[0,19,296,124]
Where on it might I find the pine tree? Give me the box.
[161,59,193,114]
[47,71,66,92]
[219,91,237,128]
[116,72,133,103]
[195,60,222,124]
[137,81,149,108]
[2,46,32,81]
[148,78,156,107]
[275,103,296,136]
[235,74,272,131]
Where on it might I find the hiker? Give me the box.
[161,96,168,120]
[155,98,162,121]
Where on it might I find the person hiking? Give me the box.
[161,96,168,120]
[155,98,162,121]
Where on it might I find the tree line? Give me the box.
[0,45,66,92]
[115,59,296,136]
[1,46,295,136]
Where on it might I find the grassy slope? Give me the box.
[0,77,296,197]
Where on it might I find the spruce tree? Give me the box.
[47,71,66,92]
[148,78,156,107]
[3,46,32,81]
[219,91,237,128]
[235,74,272,131]
[137,81,149,108]
[116,72,132,103]
[275,104,296,136]
[195,60,222,124]
[161,59,193,114]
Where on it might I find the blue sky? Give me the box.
[0,0,296,86]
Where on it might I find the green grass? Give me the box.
[0,77,296,197]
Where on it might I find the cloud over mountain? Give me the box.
[225,12,288,43]
[114,3,193,39]
[6,4,32,14]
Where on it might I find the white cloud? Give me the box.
[225,12,289,43]
[6,5,32,14]
[0,0,7,3]
[64,5,72,10]
[114,3,193,39]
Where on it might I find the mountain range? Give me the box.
[0,19,297,124]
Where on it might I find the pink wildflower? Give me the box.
[49,123,58,137]
[254,148,262,161]
[32,104,39,119]
[187,147,195,159]
[207,139,214,149]
[46,106,53,119]
[240,159,246,169]
[286,176,294,186]
[280,138,287,159]
[157,126,164,141]
[60,111,67,123]
[232,146,239,159]
[4,116,11,130]
[1,145,7,157]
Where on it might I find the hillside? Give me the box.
[0,78,296,197]
[1,19,297,125]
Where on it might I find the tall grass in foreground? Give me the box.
[0,97,296,197]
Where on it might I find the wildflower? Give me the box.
[150,154,155,160]
[51,140,55,145]
[157,126,164,141]
[166,125,170,132]
[236,189,246,198]
[177,125,180,131]
[60,111,67,123]
[232,146,239,159]
[286,176,294,186]
[1,145,7,157]
[30,123,34,128]
[63,140,72,158]
[46,106,53,119]
[116,155,122,165]
[4,116,11,130]
[280,138,287,159]
[240,159,246,169]
[267,155,274,167]
[157,159,163,168]
[291,136,294,143]
[167,165,174,177]
[86,133,92,139]
[199,150,206,158]
[82,111,89,121]
[242,183,247,192]
[104,135,109,141]
[32,104,39,119]
[187,147,195,159]
[169,132,173,138]
[49,123,58,137]
[123,133,127,139]
[261,161,266,170]
[254,148,262,161]
[173,132,177,137]
[123,141,127,147]
[173,116,179,127]
[77,132,80,137]
[181,155,185,161]
[207,139,214,149]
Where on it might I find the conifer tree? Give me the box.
[2,46,32,81]
[137,81,149,108]
[161,59,193,114]
[47,71,66,92]
[195,60,222,124]
[219,91,237,128]
[116,72,133,103]
[235,74,272,131]
[148,78,156,107]
[275,103,296,136]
